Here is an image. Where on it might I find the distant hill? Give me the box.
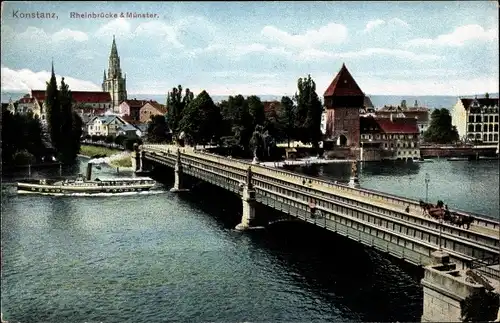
[2,91,498,110]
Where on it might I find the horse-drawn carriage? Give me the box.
[419,200,474,229]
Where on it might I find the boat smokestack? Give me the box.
[86,163,93,181]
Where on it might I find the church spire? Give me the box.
[103,69,107,81]
[110,34,118,57]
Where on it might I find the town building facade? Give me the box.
[360,115,420,161]
[87,115,127,137]
[451,97,499,144]
[118,99,149,121]
[139,101,167,123]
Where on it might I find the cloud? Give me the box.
[95,18,132,39]
[95,16,216,49]
[1,65,101,92]
[362,18,409,33]
[3,26,88,44]
[298,47,441,62]
[405,24,498,47]
[212,71,278,79]
[261,22,348,48]
[363,19,385,33]
[134,21,183,48]
[189,43,291,59]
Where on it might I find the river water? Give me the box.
[1,157,498,322]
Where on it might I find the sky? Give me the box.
[1,1,499,97]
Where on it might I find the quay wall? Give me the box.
[420,147,496,158]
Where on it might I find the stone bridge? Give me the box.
[136,144,500,321]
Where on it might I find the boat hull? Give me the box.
[17,182,156,196]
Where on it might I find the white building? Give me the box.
[452,97,499,144]
[87,115,127,137]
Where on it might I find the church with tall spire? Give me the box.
[102,35,127,110]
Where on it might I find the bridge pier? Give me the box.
[170,148,190,193]
[421,250,493,322]
[132,144,142,172]
[235,166,257,231]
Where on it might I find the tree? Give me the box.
[485,92,490,99]
[279,96,296,147]
[147,115,170,143]
[45,64,61,151]
[166,85,193,140]
[1,106,44,166]
[179,90,221,145]
[114,135,126,146]
[247,95,265,130]
[294,75,323,149]
[461,290,499,322]
[220,95,253,152]
[424,108,459,144]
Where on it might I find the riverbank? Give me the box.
[79,145,133,169]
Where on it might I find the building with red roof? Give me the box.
[139,101,168,123]
[360,115,421,161]
[323,63,364,147]
[452,97,499,144]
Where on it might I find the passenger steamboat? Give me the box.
[17,163,156,195]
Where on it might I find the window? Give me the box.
[490,116,494,122]
[475,124,482,132]
[488,134,493,142]
[476,115,482,123]
[496,115,499,123]
[414,151,417,154]
[468,124,474,132]
[483,134,487,141]
[495,134,499,141]
[469,115,474,123]
[489,124,493,132]
[495,124,499,132]
[391,143,394,148]
[384,143,388,148]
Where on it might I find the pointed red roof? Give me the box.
[324,64,364,97]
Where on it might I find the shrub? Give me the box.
[12,150,36,165]
[105,135,115,143]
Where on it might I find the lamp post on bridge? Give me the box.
[425,173,430,203]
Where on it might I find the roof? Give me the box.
[460,98,499,109]
[324,63,364,97]
[375,117,419,134]
[121,99,150,108]
[118,124,139,132]
[142,101,167,114]
[31,90,111,103]
[88,115,126,125]
[363,96,374,108]
[375,110,429,122]
[263,101,280,114]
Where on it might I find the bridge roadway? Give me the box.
[141,144,500,271]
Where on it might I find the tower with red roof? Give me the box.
[323,63,364,148]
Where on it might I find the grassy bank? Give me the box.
[79,145,123,158]
[80,145,132,168]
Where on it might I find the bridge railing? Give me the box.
[142,144,499,230]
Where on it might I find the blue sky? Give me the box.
[1,1,498,96]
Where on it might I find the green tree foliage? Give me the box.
[461,290,499,322]
[294,75,323,149]
[424,108,459,144]
[179,90,221,145]
[219,95,254,152]
[45,65,61,150]
[147,115,170,143]
[1,107,44,165]
[166,85,193,140]
[44,68,83,164]
[250,124,277,161]
[114,135,126,146]
[278,96,296,147]
[247,95,265,130]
